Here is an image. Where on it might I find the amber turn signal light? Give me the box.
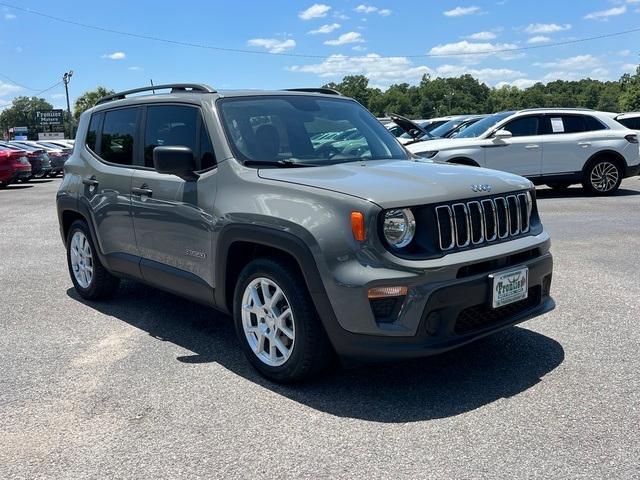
[351,211,366,241]
[368,286,408,299]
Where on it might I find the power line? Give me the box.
[1,1,639,59]
[0,72,63,96]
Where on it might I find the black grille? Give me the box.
[436,192,532,252]
[454,287,541,335]
[370,297,400,322]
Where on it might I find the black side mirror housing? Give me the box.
[153,146,197,180]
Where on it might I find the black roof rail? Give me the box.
[283,88,342,96]
[95,83,217,106]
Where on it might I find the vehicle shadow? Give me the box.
[536,187,640,199]
[67,281,564,423]
[27,179,53,184]
[1,184,34,190]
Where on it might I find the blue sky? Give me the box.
[1,0,639,110]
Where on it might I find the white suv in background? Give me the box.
[407,109,640,195]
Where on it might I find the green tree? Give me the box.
[323,75,371,107]
[0,96,54,139]
[619,66,640,111]
[73,86,114,120]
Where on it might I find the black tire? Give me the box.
[0,181,7,189]
[66,220,120,300]
[547,182,571,190]
[233,258,334,383]
[582,159,623,196]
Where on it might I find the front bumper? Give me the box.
[319,253,554,361]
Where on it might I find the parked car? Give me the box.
[42,140,75,150]
[57,83,554,382]
[1,141,52,181]
[391,114,463,144]
[407,109,640,195]
[11,140,67,177]
[614,112,640,132]
[428,115,486,139]
[0,145,32,188]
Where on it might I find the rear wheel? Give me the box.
[0,181,8,189]
[233,258,333,383]
[66,220,120,300]
[582,159,622,196]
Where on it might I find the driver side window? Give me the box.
[502,116,540,137]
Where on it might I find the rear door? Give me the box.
[540,114,607,174]
[484,115,543,177]
[130,104,218,301]
[81,108,139,266]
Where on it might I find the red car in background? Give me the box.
[0,145,32,188]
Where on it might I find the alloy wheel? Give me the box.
[70,231,94,289]
[241,277,295,367]
[590,161,619,193]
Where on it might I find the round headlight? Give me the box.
[382,209,416,248]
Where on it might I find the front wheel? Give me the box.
[66,220,120,300]
[582,159,622,196]
[233,258,333,383]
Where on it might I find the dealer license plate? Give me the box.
[490,267,528,308]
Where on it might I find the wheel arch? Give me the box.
[583,150,627,175]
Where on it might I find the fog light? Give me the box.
[368,286,408,299]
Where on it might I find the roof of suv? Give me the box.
[91,84,349,113]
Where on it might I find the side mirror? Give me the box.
[153,146,197,179]
[493,129,513,140]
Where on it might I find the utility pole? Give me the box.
[63,70,74,139]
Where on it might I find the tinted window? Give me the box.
[503,116,540,137]
[144,105,198,168]
[218,96,407,166]
[456,112,514,138]
[86,113,102,153]
[199,123,216,170]
[560,116,585,133]
[101,108,138,165]
[584,115,607,131]
[618,117,640,130]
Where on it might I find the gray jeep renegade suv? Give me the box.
[56,84,554,382]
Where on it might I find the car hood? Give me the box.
[406,137,476,154]
[389,113,428,138]
[258,160,532,208]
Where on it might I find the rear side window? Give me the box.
[502,116,540,137]
[86,113,102,153]
[101,108,139,165]
[584,115,607,132]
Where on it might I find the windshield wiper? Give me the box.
[243,158,317,168]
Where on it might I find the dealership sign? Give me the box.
[35,109,64,126]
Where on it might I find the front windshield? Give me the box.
[455,112,513,139]
[218,96,408,165]
[428,119,463,138]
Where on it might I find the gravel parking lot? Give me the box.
[1,177,639,479]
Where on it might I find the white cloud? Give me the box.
[324,32,364,46]
[352,45,367,52]
[0,98,12,110]
[51,93,65,99]
[0,81,22,97]
[443,6,481,17]
[102,51,126,60]
[247,38,296,53]
[308,23,340,34]
[434,65,524,83]
[4,13,16,20]
[495,78,541,89]
[524,23,571,34]
[542,69,609,81]
[299,4,331,20]
[289,54,431,87]
[618,49,632,57]
[621,63,638,72]
[428,40,522,63]
[584,6,626,20]
[535,54,601,70]
[465,31,497,41]
[354,4,392,16]
[128,66,143,71]
[527,36,551,44]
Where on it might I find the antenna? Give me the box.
[150,79,155,95]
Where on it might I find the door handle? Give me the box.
[132,185,153,197]
[578,142,592,148]
[525,144,540,149]
[82,176,99,187]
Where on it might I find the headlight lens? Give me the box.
[418,150,438,159]
[382,209,416,248]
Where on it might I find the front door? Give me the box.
[130,104,218,302]
[483,115,543,178]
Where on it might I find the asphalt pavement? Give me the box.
[1,177,639,479]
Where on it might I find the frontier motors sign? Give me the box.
[35,109,64,126]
